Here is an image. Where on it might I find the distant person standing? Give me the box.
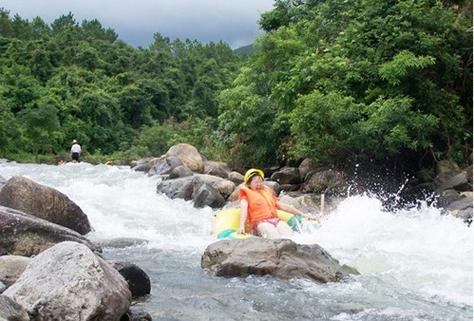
[70,139,81,163]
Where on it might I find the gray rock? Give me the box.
[228,171,244,185]
[436,160,460,175]
[156,176,195,200]
[130,158,152,171]
[0,176,91,235]
[0,255,31,287]
[0,295,30,321]
[168,165,193,179]
[3,242,130,321]
[270,167,301,185]
[157,174,236,202]
[437,189,462,207]
[302,169,346,194]
[203,161,230,179]
[148,155,183,176]
[201,238,358,283]
[298,159,319,182]
[109,261,151,298]
[435,171,471,191]
[122,308,152,321]
[165,143,204,173]
[193,183,226,208]
[0,205,100,257]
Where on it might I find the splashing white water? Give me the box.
[295,195,473,306]
[0,161,472,313]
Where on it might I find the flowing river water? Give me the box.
[0,161,472,321]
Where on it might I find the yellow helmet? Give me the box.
[244,168,264,185]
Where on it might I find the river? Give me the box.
[0,161,471,321]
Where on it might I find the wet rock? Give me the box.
[436,160,460,175]
[110,261,151,298]
[131,158,153,172]
[298,159,319,182]
[157,174,235,203]
[203,161,230,179]
[168,165,193,179]
[270,167,301,185]
[148,156,184,177]
[3,242,130,321]
[166,143,204,173]
[193,183,226,208]
[0,255,31,287]
[228,171,244,185]
[302,169,346,194]
[280,184,300,192]
[0,205,100,257]
[0,295,30,321]
[437,189,462,207]
[96,238,149,249]
[445,194,473,222]
[202,238,358,283]
[121,308,152,321]
[0,176,91,235]
[434,170,471,192]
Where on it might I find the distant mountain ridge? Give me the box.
[234,44,255,55]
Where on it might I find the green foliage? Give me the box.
[0,10,239,162]
[219,0,472,166]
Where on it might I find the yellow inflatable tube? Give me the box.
[212,208,303,239]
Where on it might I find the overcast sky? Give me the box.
[1,0,275,49]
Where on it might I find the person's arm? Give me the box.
[239,199,249,234]
[276,201,318,221]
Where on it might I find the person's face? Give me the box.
[249,175,264,190]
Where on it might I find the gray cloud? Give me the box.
[1,0,275,48]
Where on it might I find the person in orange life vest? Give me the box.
[238,168,315,239]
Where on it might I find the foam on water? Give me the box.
[0,161,472,320]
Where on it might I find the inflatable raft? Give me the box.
[212,208,303,239]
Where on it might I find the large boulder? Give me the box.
[192,183,226,208]
[203,161,230,179]
[445,194,473,223]
[201,238,358,283]
[0,255,31,287]
[131,158,153,172]
[302,169,346,194]
[0,176,91,235]
[3,242,130,321]
[165,144,204,173]
[270,167,301,185]
[0,205,100,257]
[157,174,236,206]
[298,159,319,181]
[227,171,244,185]
[0,295,30,321]
[147,156,184,177]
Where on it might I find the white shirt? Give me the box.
[71,143,81,153]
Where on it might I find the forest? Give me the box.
[0,0,472,171]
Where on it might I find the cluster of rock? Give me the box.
[0,176,151,321]
[132,143,345,212]
[415,159,473,224]
[134,143,473,224]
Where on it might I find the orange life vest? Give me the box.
[239,186,278,226]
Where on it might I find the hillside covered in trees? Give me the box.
[0,0,472,171]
